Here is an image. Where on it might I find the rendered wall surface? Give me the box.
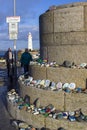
[7,81,87,130]
[17,109,45,129]
[19,81,64,111]
[39,11,54,33]
[47,67,87,89]
[39,2,87,64]
[47,45,87,64]
[40,45,87,64]
[19,79,87,129]
[54,6,84,32]
[40,32,87,46]
[30,65,87,89]
[84,6,87,30]
[29,65,47,80]
[65,93,87,114]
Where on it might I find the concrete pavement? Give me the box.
[0,86,16,130]
[0,64,16,130]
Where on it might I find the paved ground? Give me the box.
[0,64,18,130]
[0,89,16,130]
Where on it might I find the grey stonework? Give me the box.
[39,2,87,64]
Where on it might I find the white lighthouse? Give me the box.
[28,32,33,50]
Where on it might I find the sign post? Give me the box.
[6,16,20,81]
[6,0,20,88]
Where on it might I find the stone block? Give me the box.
[31,114,45,128]
[16,109,45,128]
[68,121,87,130]
[7,98,17,119]
[30,65,47,80]
[84,6,87,30]
[54,32,87,45]
[56,2,87,9]
[19,82,30,99]
[40,33,54,46]
[40,31,87,47]
[65,93,87,114]
[40,46,48,60]
[39,11,54,33]
[19,81,64,110]
[45,118,69,130]
[47,67,87,89]
[54,6,84,32]
[47,45,87,64]
[16,109,32,124]
[37,90,64,110]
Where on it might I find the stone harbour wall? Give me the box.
[19,81,64,111]
[7,82,87,130]
[18,81,87,114]
[7,2,87,130]
[65,93,87,115]
[30,65,87,89]
[39,2,87,64]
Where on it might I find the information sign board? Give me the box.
[6,16,20,23]
[9,33,17,40]
[9,22,18,33]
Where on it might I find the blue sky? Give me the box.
[0,0,86,50]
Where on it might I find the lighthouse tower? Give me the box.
[28,32,33,50]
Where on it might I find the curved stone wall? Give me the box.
[7,99,87,130]
[7,80,87,130]
[39,2,87,64]
[29,65,87,89]
[18,81,87,114]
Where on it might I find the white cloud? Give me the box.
[19,24,39,31]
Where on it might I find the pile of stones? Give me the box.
[30,59,87,69]
[7,89,87,123]
[18,74,87,94]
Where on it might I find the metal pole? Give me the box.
[14,0,16,16]
[13,0,17,80]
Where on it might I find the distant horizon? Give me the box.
[0,0,84,51]
[0,39,40,51]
